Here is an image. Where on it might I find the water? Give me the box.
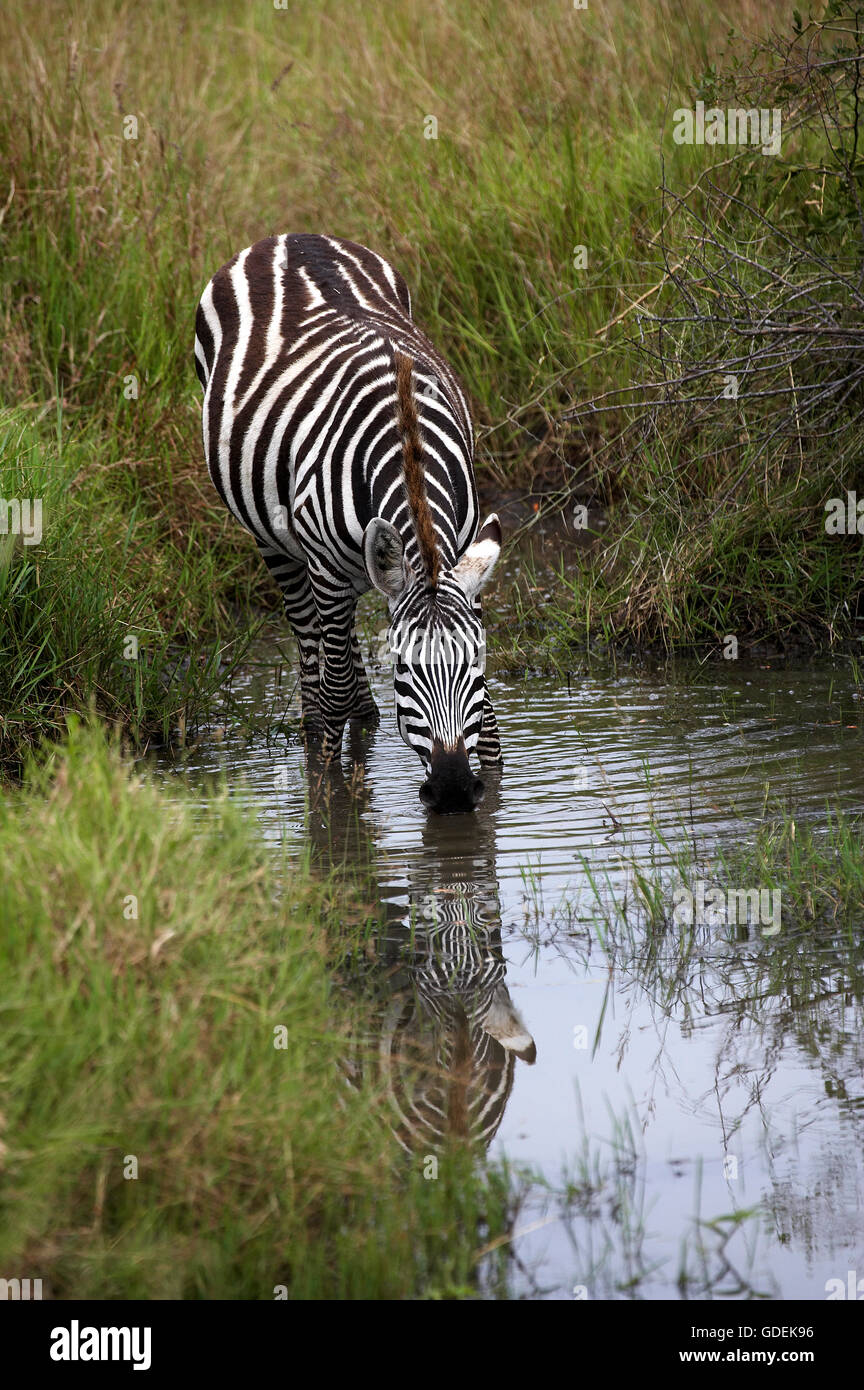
[153,643,864,1300]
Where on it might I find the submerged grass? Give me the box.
[640,805,864,938]
[0,721,520,1299]
[563,794,864,1040]
[569,787,864,945]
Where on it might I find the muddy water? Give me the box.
[154,645,864,1300]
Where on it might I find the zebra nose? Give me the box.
[420,774,484,813]
[419,744,484,814]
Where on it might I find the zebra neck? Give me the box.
[377,472,458,580]
[398,519,454,580]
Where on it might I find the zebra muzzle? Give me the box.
[419,741,484,814]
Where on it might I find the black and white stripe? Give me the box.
[345,891,537,1156]
[195,234,503,808]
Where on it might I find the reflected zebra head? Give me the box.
[329,755,535,1157]
[346,884,536,1157]
[385,896,536,1154]
[363,514,501,813]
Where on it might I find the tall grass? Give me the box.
[0,0,761,428]
[0,408,259,772]
[529,4,864,652]
[0,0,825,761]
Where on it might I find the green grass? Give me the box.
[0,407,260,773]
[0,720,520,1298]
[491,435,864,664]
[0,2,861,703]
[2,0,833,766]
[0,0,732,432]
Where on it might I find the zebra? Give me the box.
[194,233,503,812]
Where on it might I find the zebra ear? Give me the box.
[450,513,502,600]
[363,518,409,599]
[482,984,537,1064]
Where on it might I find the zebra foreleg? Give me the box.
[295,634,323,739]
[349,629,379,729]
[315,593,369,759]
[257,545,323,737]
[476,689,503,768]
[473,599,502,767]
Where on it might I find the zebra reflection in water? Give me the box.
[305,749,536,1155]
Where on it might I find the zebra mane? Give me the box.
[394,350,441,586]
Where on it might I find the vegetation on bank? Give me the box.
[498,2,864,657]
[0,721,519,1298]
[0,409,261,774]
[6,0,855,759]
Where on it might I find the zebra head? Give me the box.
[363,514,501,813]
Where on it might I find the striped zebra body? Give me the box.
[195,233,503,809]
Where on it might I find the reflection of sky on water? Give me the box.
[154,652,864,1299]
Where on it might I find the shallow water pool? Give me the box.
[153,648,864,1299]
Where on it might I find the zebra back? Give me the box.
[195,233,479,581]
